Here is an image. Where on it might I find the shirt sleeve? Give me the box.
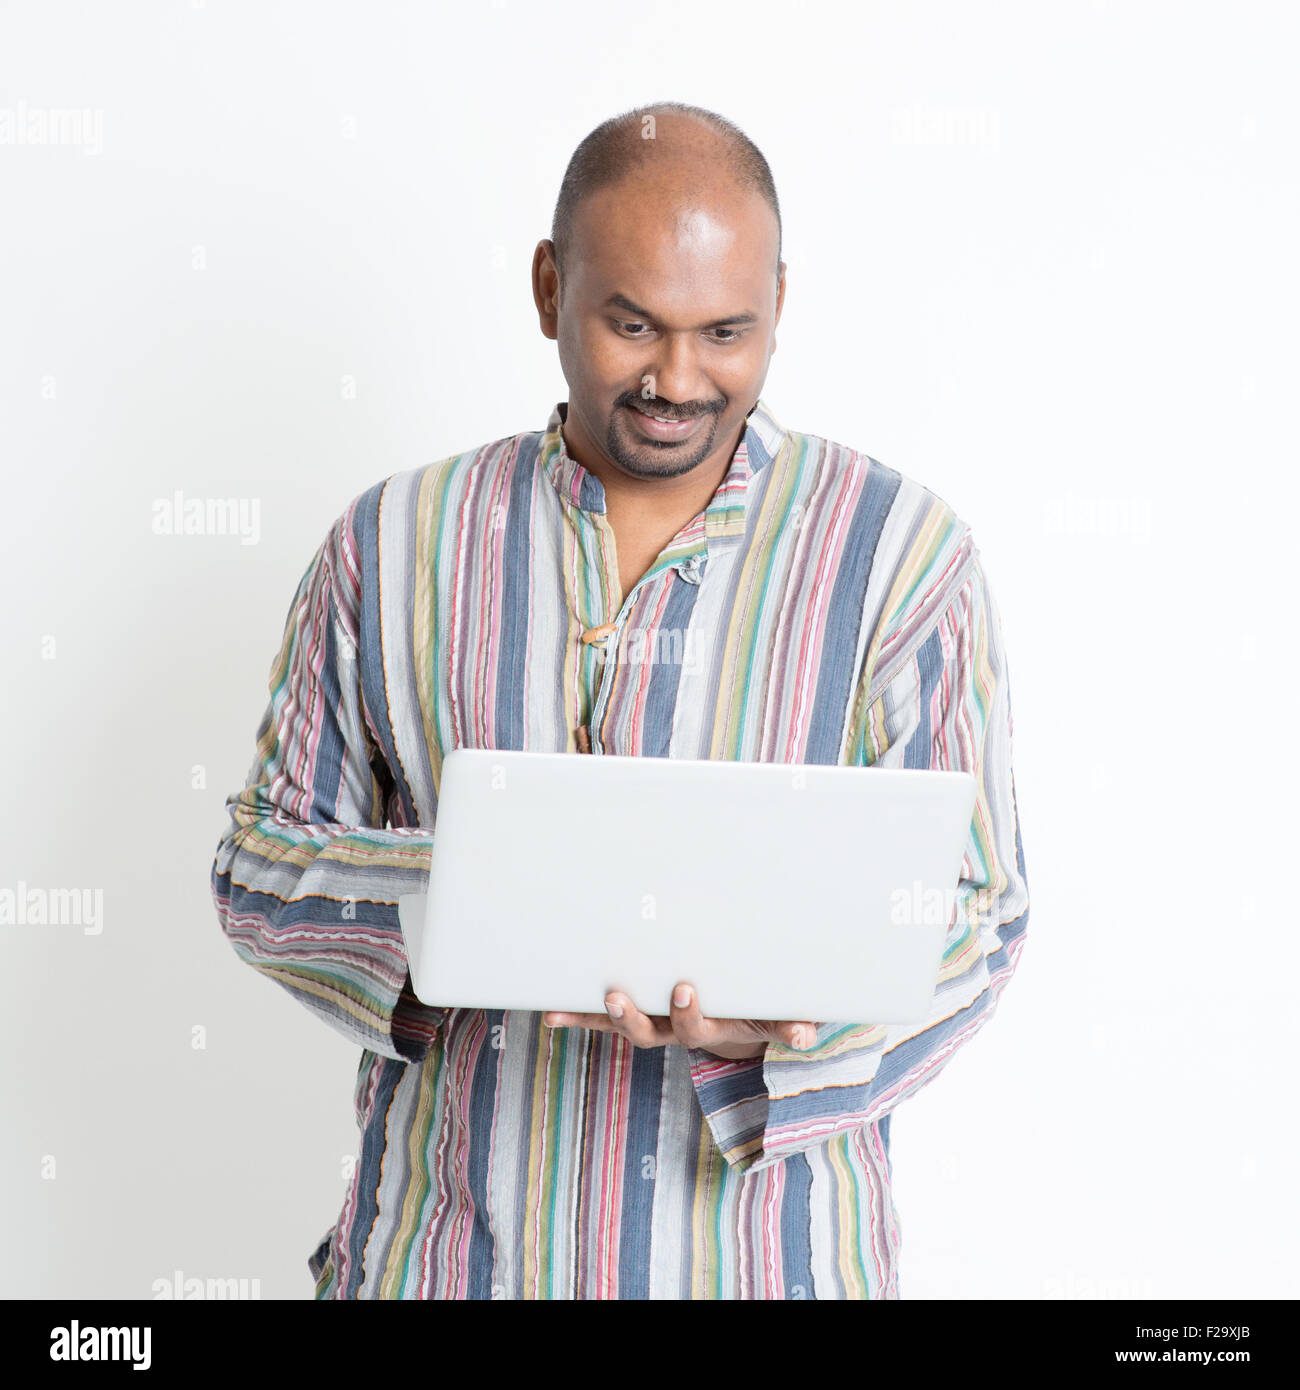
[689,535,1030,1173]
[209,497,445,1064]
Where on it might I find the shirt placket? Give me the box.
[574,514,707,756]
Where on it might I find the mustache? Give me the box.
[620,395,724,422]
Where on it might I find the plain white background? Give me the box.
[2,0,1295,1300]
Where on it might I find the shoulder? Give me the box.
[785,419,990,689]
[787,417,977,616]
[353,424,544,534]
[332,424,543,547]
[311,423,543,618]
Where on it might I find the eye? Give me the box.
[614,320,649,337]
[707,327,743,344]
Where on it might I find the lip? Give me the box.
[623,403,706,443]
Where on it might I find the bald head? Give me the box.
[550,103,782,280]
[532,103,786,498]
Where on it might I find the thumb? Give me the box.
[779,1022,817,1051]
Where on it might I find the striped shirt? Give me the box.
[210,398,1029,1300]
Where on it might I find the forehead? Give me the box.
[567,173,778,309]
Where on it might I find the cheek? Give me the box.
[715,347,765,393]
[560,319,617,380]
[555,329,595,399]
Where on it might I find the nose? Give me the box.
[644,332,710,412]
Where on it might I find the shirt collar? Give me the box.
[537,398,787,544]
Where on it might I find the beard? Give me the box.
[603,397,725,480]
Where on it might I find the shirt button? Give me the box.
[580,623,617,646]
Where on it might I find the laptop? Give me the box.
[398,748,976,1026]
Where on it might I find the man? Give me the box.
[210,102,1029,1300]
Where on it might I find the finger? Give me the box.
[667,982,716,1050]
[605,992,673,1048]
[543,1010,616,1031]
[543,1003,673,1049]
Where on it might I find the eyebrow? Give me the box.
[602,292,760,328]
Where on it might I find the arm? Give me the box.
[690,538,1030,1172]
[209,494,444,1063]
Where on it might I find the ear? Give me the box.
[770,260,787,353]
[532,240,561,340]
